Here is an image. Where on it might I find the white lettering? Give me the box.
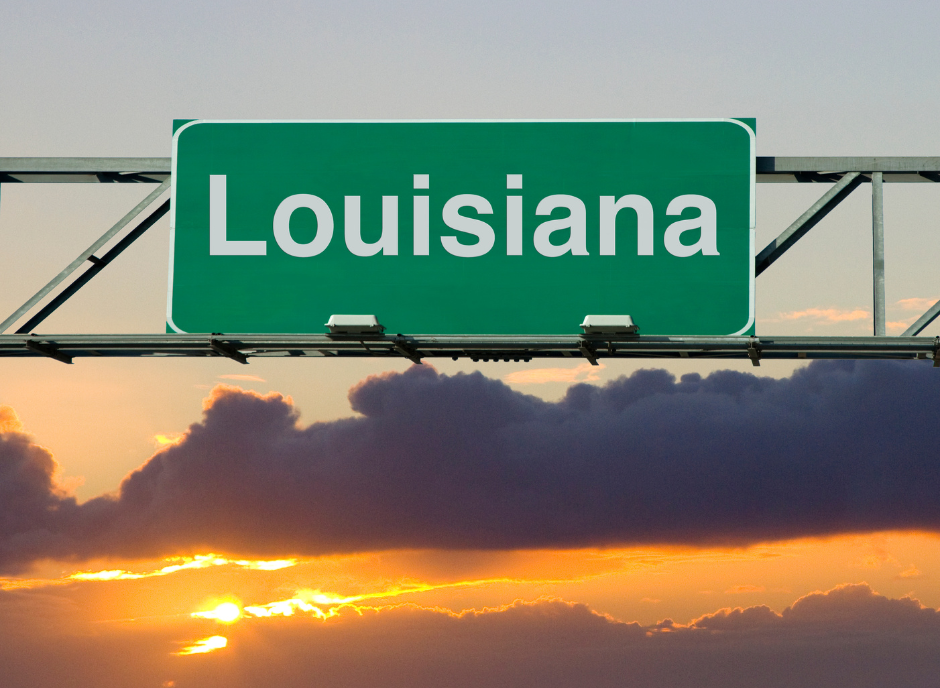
[209,175,266,255]
[344,196,398,256]
[664,195,718,257]
[507,196,523,255]
[507,175,523,255]
[599,195,654,256]
[273,194,334,257]
[533,195,588,257]
[441,194,495,258]
[414,175,430,255]
[414,197,430,255]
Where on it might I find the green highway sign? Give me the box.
[168,120,755,335]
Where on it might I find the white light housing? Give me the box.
[579,315,638,335]
[325,315,385,334]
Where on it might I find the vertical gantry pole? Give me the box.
[872,172,886,336]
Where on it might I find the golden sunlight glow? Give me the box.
[152,433,184,446]
[177,635,227,655]
[243,599,335,619]
[69,569,130,582]
[193,602,242,623]
[0,554,298,590]
[216,580,536,623]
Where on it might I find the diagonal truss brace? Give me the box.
[14,199,170,334]
[902,299,940,337]
[0,179,170,334]
[755,172,864,276]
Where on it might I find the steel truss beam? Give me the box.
[3,157,940,184]
[0,158,170,184]
[0,334,937,364]
[2,157,940,361]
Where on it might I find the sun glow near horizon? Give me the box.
[193,602,242,624]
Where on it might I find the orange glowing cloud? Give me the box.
[504,362,604,385]
[777,307,870,322]
[176,635,227,655]
[193,578,568,624]
[725,585,767,594]
[896,297,939,311]
[200,384,291,411]
[0,405,25,433]
[1,554,297,590]
[152,433,184,447]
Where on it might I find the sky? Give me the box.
[2,1,940,686]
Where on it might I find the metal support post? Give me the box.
[872,172,886,336]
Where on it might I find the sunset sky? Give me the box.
[3,1,940,687]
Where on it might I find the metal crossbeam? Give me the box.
[3,157,940,184]
[0,334,937,363]
[0,158,170,183]
[756,156,940,183]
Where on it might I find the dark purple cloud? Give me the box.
[2,583,940,688]
[2,359,940,569]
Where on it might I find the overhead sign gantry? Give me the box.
[0,125,938,365]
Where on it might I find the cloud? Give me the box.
[776,307,870,322]
[768,299,939,332]
[504,362,604,385]
[2,360,940,569]
[2,584,940,688]
[896,297,939,312]
[691,583,940,633]
[0,406,24,434]
[897,565,922,579]
[887,320,915,333]
[217,374,267,382]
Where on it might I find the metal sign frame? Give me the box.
[1,156,939,366]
